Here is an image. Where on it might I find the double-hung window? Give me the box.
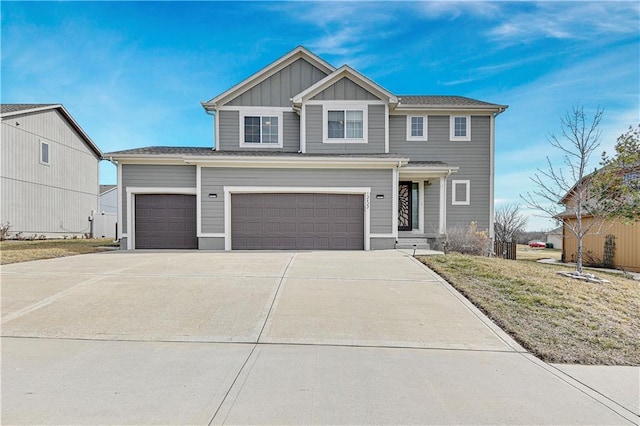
[324,104,367,143]
[406,115,428,141]
[240,110,283,148]
[450,115,471,141]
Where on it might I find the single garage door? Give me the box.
[135,194,197,249]
[232,193,364,250]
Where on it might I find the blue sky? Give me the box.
[2,1,639,230]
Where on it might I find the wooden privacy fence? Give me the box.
[494,241,517,260]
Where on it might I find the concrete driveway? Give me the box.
[2,250,637,425]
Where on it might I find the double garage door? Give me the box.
[134,193,364,250]
[232,193,364,250]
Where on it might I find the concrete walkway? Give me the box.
[2,250,638,425]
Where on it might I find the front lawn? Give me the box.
[417,253,640,365]
[0,238,118,265]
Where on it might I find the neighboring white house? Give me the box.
[1,104,102,238]
[545,226,563,250]
[94,185,118,239]
[99,185,118,213]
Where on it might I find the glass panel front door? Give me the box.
[398,181,412,231]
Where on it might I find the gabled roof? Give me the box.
[396,95,507,112]
[1,104,103,158]
[292,65,398,106]
[100,184,117,195]
[202,46,336,110]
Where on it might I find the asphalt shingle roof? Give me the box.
[0,104,57,114]
[397,95,503,107]
[104,146,407,158]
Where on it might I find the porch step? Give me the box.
[396,238,430,250]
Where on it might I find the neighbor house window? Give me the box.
[239,110,283,148]
[406,116,428,141]
[450,115,471,141]
[624,172,639,190]
[451,180,470,205]
[323,104,368,143]
[40,141,50,165]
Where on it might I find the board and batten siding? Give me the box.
[310,77,379,101]
[390,115,491,230]
[226,58,328,107]
[120,164,196,234]
[217,110,300,152]
[1,109,99,235]
[200,167,393,235]
[304,104,386,154]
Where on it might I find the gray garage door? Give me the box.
[231,193,364,250]
[135,194,197,249]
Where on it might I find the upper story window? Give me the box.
[451,180,470,205]
[406,115,428,141]
[40,140,50,165]
[450,115,471,141]
[239,109,283,148]
[323,103,368,144]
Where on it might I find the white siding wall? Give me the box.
[1,109,99,236]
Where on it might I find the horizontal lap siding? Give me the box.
[218,110,300,152]
[305,105,385,154]
[121,164,196,234]
[390,115,491,230]
[200,168,393,234]
[227,58,328,107]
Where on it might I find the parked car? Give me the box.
[528,241,546,248]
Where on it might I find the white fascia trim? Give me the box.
[238,108,284,149]
[450,115,471,142]
[223,186,371,251]
[125,187,197,250]
[392,165,399,239]
[392,106,506,114]
[322,103,369,144]
[217,106,294,112]
[117,161,122,239]
[188,158,407,169]
[300,104,306,153]
[196,165,202,236]
[400,166,459,176]
[214,109,220,151]
[292,65,397,105]
[489,114,495,239]
[384,103,390,153]
[370,233,395,238]
[439,177,446,234]
[305,100,386,106]
[406,115,428,141]
[451,180,470,206]
[205,47,335,108]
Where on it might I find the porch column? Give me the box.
[439,176,447,234]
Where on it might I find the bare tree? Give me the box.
[494,203,528,243]
[521,105,612,274]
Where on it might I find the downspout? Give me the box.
[205,109,218,151]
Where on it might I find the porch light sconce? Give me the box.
[208,193,217,198]
[425,180,432,186]
[376,194,384,199]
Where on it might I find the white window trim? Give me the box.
[39,140,50,166]
[450,115,471,141]
[406,115,428,141]
[223,186,371,251]
[323,103,368,144]
[451,180,470,205]
[239,109,284,148]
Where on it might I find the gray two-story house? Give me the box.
[107,47,507,251]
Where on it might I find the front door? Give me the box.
[398,181,413,231]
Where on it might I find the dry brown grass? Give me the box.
[417,253,640,365]
[0,238,118,265]
[517,244,562,261]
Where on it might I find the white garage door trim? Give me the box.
[224,186,371,251]
[125,187,197,250]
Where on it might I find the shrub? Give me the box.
[0,222,11,241]
[445,222,490,256]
